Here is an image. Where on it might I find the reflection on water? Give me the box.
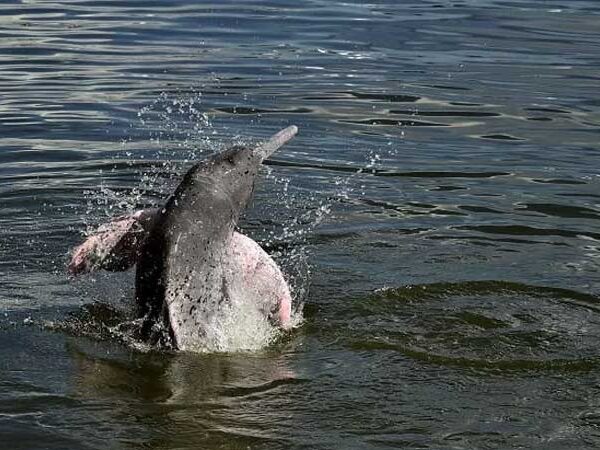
[1,0,600,448]
[68,340,299,449]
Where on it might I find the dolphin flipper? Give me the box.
[68,209,157,275]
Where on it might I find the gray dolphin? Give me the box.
[133,126,298,350]
[68,126,298,351]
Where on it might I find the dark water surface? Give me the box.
[2,0,600,448]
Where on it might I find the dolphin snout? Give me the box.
[255,125,298,161]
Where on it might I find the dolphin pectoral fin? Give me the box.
[68,209,159,275]
[255,125,298,161]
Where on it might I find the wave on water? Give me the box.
[338,280,600,373]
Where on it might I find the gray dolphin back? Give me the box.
[134,126,298,350]
[135,151,251,348]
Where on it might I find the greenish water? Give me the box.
[1,1,600,448]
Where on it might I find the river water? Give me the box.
[1,1,600,448]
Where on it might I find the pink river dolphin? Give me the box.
[68,126,298,351]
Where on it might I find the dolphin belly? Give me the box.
[225,233,292,328]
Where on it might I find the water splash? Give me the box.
[81,90,219,231]
[186,301,282,353]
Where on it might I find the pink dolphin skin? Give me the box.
[68,210,292,329]
[68,209,155,275]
